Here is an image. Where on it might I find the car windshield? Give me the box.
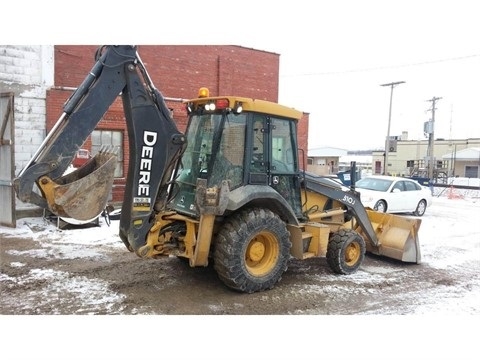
[355,178,393,192]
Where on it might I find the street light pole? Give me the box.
[380,81,405,175]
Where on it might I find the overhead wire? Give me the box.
[281,53,480,78]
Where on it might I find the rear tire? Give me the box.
[213,208,291,293]
[326,229,365,274]
[374,200,387,213]
[413,199,427,216]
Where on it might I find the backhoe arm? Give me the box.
[14,45,187,253]
[14,45,134,209]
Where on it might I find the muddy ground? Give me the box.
[0,234,444,315]
[1,197,478,359]
[0,217,477,316]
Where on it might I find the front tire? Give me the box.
[326,229,366,274]
[213,208,291,293]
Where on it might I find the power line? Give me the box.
[281,53,480,78]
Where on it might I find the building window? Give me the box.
[465,165,478,178]
[91,130,123,177]
[406,160,415,168]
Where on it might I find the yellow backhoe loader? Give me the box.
[14,45,422,293]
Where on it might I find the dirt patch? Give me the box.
[0,225,473,315]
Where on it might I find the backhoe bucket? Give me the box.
[39,151,117,221]
[361,210,422,263]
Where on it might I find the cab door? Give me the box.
[248,115,269,185]
[247,114,302,217]
[269,117,303,217]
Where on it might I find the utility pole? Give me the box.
[426,96,442,182]
[380,81,405,175]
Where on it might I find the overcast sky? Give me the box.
[5,0,480,150]
[271,1,480,150]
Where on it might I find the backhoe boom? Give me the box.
[14,45,187,253]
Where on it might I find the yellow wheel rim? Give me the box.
[245,232,279,276]
[344,241,361,266]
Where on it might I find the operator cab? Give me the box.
[169,88,304,219]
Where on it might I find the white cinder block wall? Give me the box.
[0,45,54,175]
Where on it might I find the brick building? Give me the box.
[1,45,309,206]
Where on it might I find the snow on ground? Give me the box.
[0,215,127,314]
[0,268,126,315]
[3,216,124,260]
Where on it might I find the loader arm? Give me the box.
[14,45,187,253]
[303,173,422,263]
[303,174,380,246]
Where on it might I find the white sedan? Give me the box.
[355,175,432,216]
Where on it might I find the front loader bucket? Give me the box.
[362,210,422,263]
[38,151,117,221]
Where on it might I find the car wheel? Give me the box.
[374,200,387,213]
[413,199,427,216]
